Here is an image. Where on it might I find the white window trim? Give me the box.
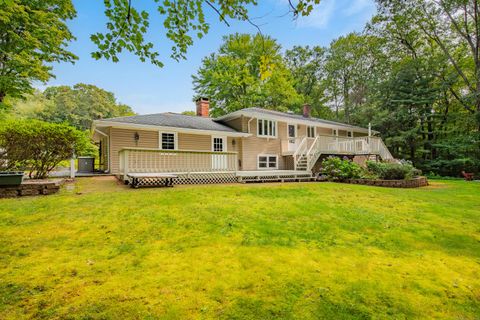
[211,136,227,152]
[257,118,278,138]
[307,126,316,138]
[286,123,297,139]
[257,154,278,170]
[159,131,178,150]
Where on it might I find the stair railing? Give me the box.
[306,136,321,171]
[293,137,308,170]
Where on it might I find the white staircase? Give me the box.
[292,135,394,172]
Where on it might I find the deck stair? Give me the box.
[292,135,394,172]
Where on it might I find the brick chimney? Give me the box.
[303,104,311,118]
[196,97,210,117]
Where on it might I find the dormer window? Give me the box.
[257,119,277,138]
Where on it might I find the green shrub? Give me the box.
[321,157,363,181]
[366,161,421,180]
[0,119,95,179]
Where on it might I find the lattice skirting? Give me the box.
[239,174,313,183]
[120,172,239,186]
[174,172,238,185]
[118,172,316,187]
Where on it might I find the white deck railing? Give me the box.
[285,134,394,171]
[119,148,238,180]
[283,135,393,158]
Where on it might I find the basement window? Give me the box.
[258,154,278,170]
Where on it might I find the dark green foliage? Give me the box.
[192,33,302,116]
[366,161,420,180]
[0,119,94,179]
[10,84,134,131]
[91,0,322,67]
[321,157,363,181]
[0,0,77,102]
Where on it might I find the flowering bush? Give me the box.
[366,160,421,180]
[321,156,363,181]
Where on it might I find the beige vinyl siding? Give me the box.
[223,117,246,132]
[178,133,211,151]
[109,128,225,173]
[316,127,332,135]
[109,128,159,173]
[354,132,368,137]
[239,118,287,170]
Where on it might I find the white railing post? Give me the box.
[70,157,75,178]
[123,150,129,181]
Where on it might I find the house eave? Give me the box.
[216,111,376,134]
[92,120,251,137]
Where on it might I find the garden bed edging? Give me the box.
[0,179,64,198]
[345,176,428,188]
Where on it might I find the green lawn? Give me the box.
[1,178,479,319]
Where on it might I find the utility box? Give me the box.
[77,157,95,173]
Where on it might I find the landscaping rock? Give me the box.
[345,176,428,188]
[0,179,63,198]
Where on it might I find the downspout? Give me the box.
[94,128,110,173]
[247,117,254,134]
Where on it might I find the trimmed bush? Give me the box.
[321,156,363,181]
[0,119,94,179]
[366,161,420,180]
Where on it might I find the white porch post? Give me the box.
[123,150,129,182]
[70,158,75,178]
[368,123,372,153]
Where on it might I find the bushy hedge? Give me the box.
[321,157,363,181]
[321,157,422,181]
[0,119,94,179]
[366,160,421,180]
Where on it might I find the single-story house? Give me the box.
[92,98,393,184]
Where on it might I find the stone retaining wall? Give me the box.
[0,179,63,198]
[346,176,428,188]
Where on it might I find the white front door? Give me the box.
[287,124,297,152]
[212,137,227,170]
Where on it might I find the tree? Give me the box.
[378,0,480,129]
[192,33,302,116]
[0,119,94,179]
[0,0,77,102]
[91,0,323,67]
[284,46,333,119]
[39,84,135,130]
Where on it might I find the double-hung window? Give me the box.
[257,119,277,138]
[307,126,316,138]
[160,132,176,150]
[258,155,278,169]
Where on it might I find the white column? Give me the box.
[123,150,129,182]
[70,158,75,178]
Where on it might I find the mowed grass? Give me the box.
[0,178,479,319]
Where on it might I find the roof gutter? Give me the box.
[216,111,376,134]
[92,120,251,137]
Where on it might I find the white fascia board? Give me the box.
[92,120,251,137]
[217,111,374,134]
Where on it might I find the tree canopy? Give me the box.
[8,84,134,131]
[0,0,77,102]
[192,33,302,116]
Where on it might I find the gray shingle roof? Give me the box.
[228,107,369,131]
[99,112,237,133]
